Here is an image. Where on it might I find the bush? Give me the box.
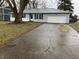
[70,15,78,23]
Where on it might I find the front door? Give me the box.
[29,14,33,21]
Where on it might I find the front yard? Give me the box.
[0,21,78,46]
[70,21,79,32]
[0,21,42,46]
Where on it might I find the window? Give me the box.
[34,13,43,19]
[39,14,43,19]
[34,14,38,19]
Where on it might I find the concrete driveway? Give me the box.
[0,24,79,59]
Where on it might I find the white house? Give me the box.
[10,8,72,23]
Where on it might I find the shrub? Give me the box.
[70,15,78,23]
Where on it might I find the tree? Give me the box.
[5,0,29,23]
[70,14,78,23]
[40,0,47,8]
[27,0,39,9]
[27,0,47,9]
[0,0,4,6]
[58,0,74,22]
[58,0,74,11]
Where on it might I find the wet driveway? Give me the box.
[0,24,79,59]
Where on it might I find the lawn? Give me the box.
[0,21,42,46]
[70,21,79,32]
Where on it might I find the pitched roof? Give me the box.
[24,8,72,14]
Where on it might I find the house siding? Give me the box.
[10,14,29,22]
[43,14,48,21]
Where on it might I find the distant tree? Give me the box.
[58,0,74,23]
[58,0,74,12]
[27,0,47,9]
[70,14,78,23]
[27,0,39,9]
[40,0,47,8]
[5,0,29,23]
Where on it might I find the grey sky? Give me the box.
[47,0,79,16]
[72,0,79,16]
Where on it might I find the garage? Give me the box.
[47,14,67,23]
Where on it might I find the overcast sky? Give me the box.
[15,0,79,16]
[47,0,79,16]
[72,0,79,16]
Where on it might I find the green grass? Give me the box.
[70,21,79,32]
[0,21,42,45]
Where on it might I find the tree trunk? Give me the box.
[14,13,23,23]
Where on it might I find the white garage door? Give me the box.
[47,15,67,23]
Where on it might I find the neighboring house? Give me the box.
[11,8,72,23]
[0,7,11,21]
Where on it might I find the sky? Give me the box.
[47,0,79,16]
[72,0,79,16]
[7,0,79,16]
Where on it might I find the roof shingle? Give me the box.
[24,8,72,14]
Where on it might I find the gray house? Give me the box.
[11,8,72,23]
[0,7,11,21]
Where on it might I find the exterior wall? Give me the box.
[31,13,70,23]
[30,13,70,23]
[66,14,70,23]
[10,14,15,21]
[43,14,48,21]
[32,19,46,22]
[10,13,70,23]
[10,14,29,22]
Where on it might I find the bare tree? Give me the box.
[5,0,29,23]
[27,0,47,9]
[27,0,39,9]
[40,0,47,8]
[32,0,38,8]
[0,0,4,6]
